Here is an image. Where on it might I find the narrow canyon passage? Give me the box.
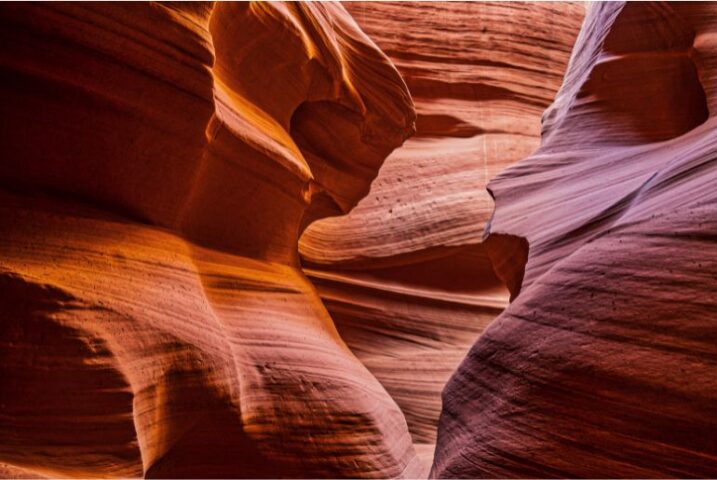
[1,2,716,479]
[299,1,585,470]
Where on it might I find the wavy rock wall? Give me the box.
[0,3,422,478]
[299,1,585,462]
[432,2,717,477]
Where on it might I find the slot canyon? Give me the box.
[0,2,715,479]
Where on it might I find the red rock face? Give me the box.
[1,2,715,479]
[300,1,584,467]
[0,3,421,478]
[432,2,717,478]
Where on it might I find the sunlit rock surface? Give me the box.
[0,3,421,477]
[2,2,714,478]
[432,2,717,477]
[299,1,584,464]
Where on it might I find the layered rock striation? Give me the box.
[2,2,714,478]
[0,3,421,478]
[433,2,717,477]
[299,1,585,462]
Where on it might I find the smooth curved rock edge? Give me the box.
[0,3,423,478]
[298,2,585,465]
[433,2,717,478]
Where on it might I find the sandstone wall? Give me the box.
[432,3,717,477]
[0,3,420,477]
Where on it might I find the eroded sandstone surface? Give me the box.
[1,2,715,479]
[0,3,421,477]
[432,2,717,478]
[300,1,584,465]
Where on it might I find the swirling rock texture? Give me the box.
[0,3,423,478]
[299,1,584,467]
[433,2,717,478]
[3,2,715,479]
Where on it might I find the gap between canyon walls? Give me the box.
[8,2,713,478]
[298,1,587,470]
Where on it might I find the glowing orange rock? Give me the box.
[0,3,419,477]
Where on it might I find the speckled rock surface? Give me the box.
[432,2,717,477]
[300,2,584,465]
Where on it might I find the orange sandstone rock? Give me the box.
[0,3,419,477]
[300,1,584,464]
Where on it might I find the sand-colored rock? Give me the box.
[299,1,585,460]
[433,2,717,477]
[0,3,421,477]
